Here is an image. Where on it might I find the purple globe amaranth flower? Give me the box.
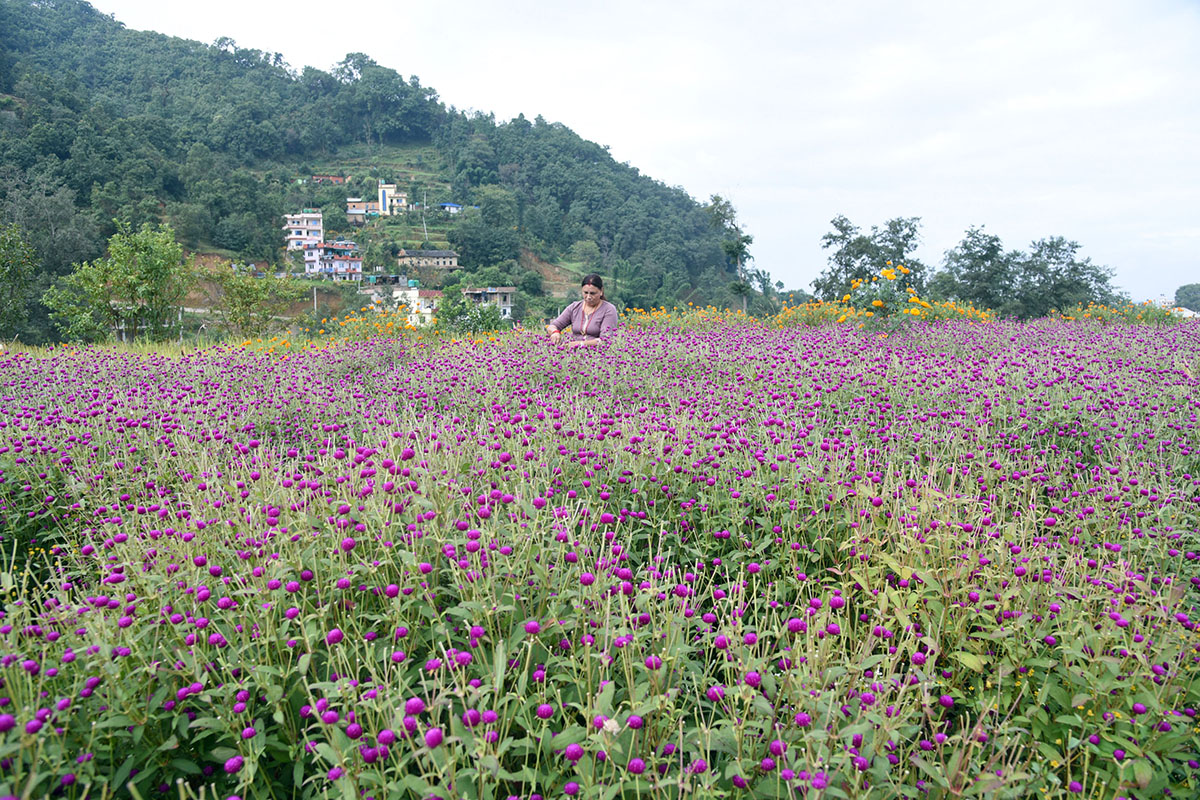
[325,628,344,646]
[224,755,244,774]
[627,757,646,774]
[424,728,443,748]
[536,704,555,720]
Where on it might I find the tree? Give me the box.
[812,215,928,300]
[0,174,102,278]
[1010,237,1122,319]
[202,263,308,337]
[928,226,1017,312]
[448,209,520,268]
[568,239,602,271]
[705,194,753,278]
[929,229,1122,319]
[0,223,38,340]
[43,222,193,342]
[729,281,752,314]
[433,282,503,333]
[1174,283,1200,312]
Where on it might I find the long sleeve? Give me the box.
[549,302,578,332]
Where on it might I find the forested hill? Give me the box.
[0,0,747,342]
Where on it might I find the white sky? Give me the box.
[91,0,1200,301]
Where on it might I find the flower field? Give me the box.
[1,320,1198,799]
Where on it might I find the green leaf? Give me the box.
[111,754,136,789]
[168,758,201,775]
[952,651,985,672]
[1132,760,1153,790]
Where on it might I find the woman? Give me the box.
[546,274,619,348]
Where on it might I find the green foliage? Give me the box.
[1174,282,1200,312]
[933,227,1123,319]
[202,263,309,338]
[813,215,929,300]
[42,222,193,342]
[705,193,753,276]
[432,282,504,333]
[0,223,37,339]
[447,208,520,268]
[567,239,602,271]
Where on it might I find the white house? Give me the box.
[304,240,363,282]
[378,182,408,215]
[283,209,323,251]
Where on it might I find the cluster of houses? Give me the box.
[282,196,515,323]
[282,209,364,281]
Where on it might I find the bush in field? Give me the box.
[0,321,1198,799]
[1051,300,1190,327]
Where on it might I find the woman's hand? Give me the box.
[549,331,561,345]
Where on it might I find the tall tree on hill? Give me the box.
[0,223,37,340]
[705,194,753,279]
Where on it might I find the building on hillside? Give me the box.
[303,240,363,281]
[438,202,463,214]
[462,286,516,319]
[346,198,383,226]
[397,249,459,269]
[283,209,323,251]
[312,175,346,185]
[377,182,409,215]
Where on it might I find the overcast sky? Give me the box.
[91,0,1199,301]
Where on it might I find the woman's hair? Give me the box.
[581,274,604,298]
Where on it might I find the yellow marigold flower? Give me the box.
[872,299,884,307]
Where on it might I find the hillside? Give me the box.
[0,0,751,343]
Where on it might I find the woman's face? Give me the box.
[582,284,602,306]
